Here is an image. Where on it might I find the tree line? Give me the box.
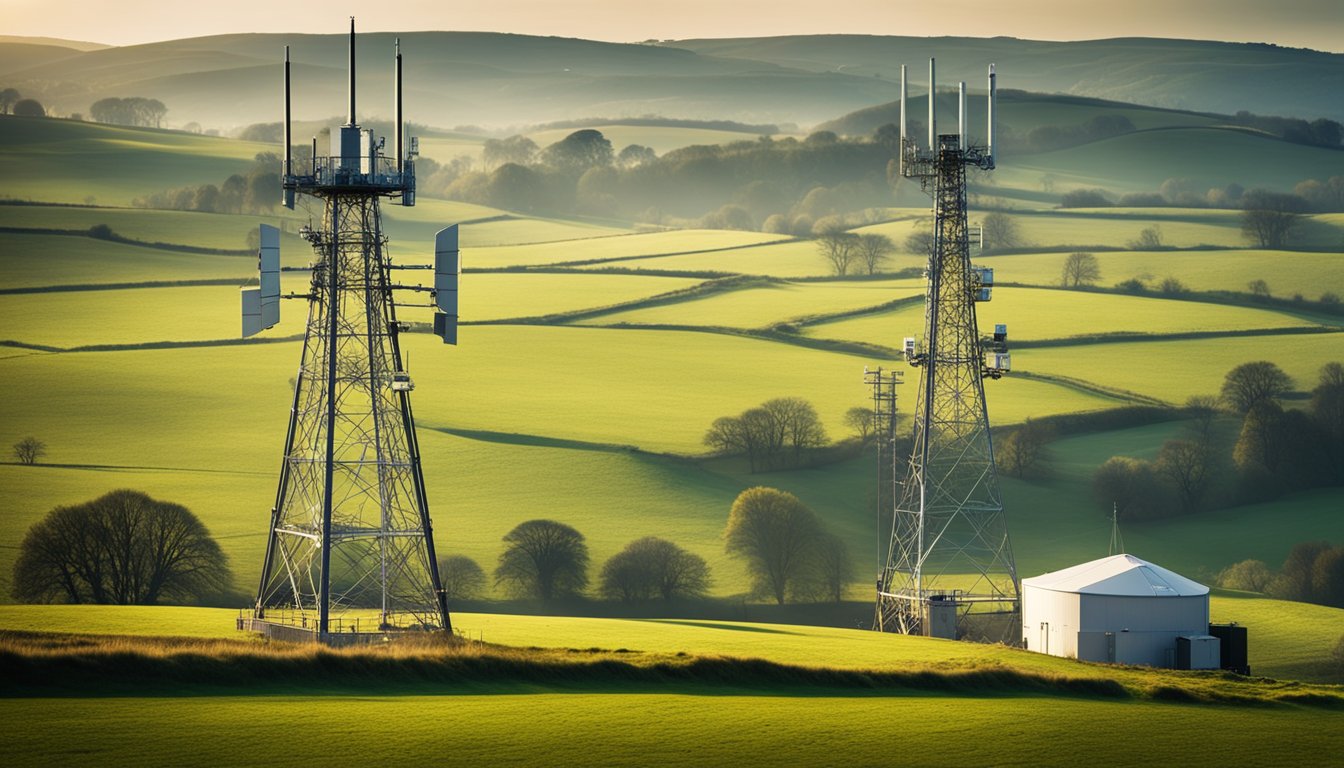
[435,487,852,606]
[1218,541,1344,609]
[426,127,898,232]
[1088,361,1344,523]
[90,97,168,128]
[132,152,282,214]
[0,87,45,117]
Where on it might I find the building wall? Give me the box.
[1023,588,1209,667]
[1021,586,1080,658]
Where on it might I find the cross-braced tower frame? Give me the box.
[875,61,1019,641]
[240,21,459,643]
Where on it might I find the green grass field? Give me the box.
[805,287,1325,347]
[3,604,1342,768]
[577,278,924,328]
[0,117,270,206]
[467,228,787,268]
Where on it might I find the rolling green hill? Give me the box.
[4,32,1342,131]
[666,35,1344,122]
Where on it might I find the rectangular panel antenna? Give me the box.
[259,224,281,328]
[433,225,460,345]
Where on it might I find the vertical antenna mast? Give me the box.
[899,64,907,176]
[282,46,294,209]
[347,17,356,126]
[395,38,403,173]
[928,57,936,151]
[987,64,997,168]
[958,81,967,150]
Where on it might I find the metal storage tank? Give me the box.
[1021,554,1212,668]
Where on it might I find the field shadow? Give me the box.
[425,426,641,455]
[635,619,801,635]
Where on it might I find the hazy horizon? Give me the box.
[2,0,1342,53]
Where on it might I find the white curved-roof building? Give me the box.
[1022,554,1210,667]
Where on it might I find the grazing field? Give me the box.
[1020,333,1344,404]
[0,205,279,251]
[577,278,924,328]
[998,127,1344,195]
[2,603,1343,768]
[985,248,1344,300]
[0,117,269,205]
[804,287,1324,347]
[590,238,923,278]
[0,233,256,287]
[466,229,787,269]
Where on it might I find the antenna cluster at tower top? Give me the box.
[898,58,998,180]
[280,18,418,207]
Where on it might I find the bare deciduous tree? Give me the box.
[12,490,233,604]
[1221,361,1293,413]
[437,554,487,600]
[13,436,45,465]
[980,212,1020,252]
[599,537,710,602]
[494,520,589,601]
[816,228,859,276]
[855,233,896,275]
[1061,252,1101,287]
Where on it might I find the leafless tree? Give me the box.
[855,233,896,275]
[1221,361,1293,413]
[437,554,487,600]
[816,228,859,276]
[1061,252,1101,287]
[13,436,45,465]
[1240,191,1307,248]
[494,520,589,601]
[12,490,232,604]
[980,212,1021,251]
[996,418,1056,479]
[1156,439,1213,513]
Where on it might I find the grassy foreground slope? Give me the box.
[3,604,1342,768]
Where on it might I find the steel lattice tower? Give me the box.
[875,61,1019,641]
[240,21,458,643]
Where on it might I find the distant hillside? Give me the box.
[664,35,1344,124]
[1,31,1341,130]
[0,35,110,52]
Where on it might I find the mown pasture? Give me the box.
[1,113,1342,619]
[2,604,1342,767]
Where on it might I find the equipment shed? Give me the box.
[1022,554,1211,667]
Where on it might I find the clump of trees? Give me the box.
[12,436,45,465]
[12,490,233,604]
[599,537,710,602]
[90,97,168,128]
[132,152,282,214]
[437,128,899,230]
[1019,114,1136,153]
[704,397,829,472]
[494,519,589,601]
[1217,541,1344,608]
[723,487,851,604]
[1,87,45,117]
[1092,361,1343,521]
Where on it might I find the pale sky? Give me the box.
[2,0,1341,52]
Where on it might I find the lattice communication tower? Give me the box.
[874,60,1019,641]
[237,20,462,644]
